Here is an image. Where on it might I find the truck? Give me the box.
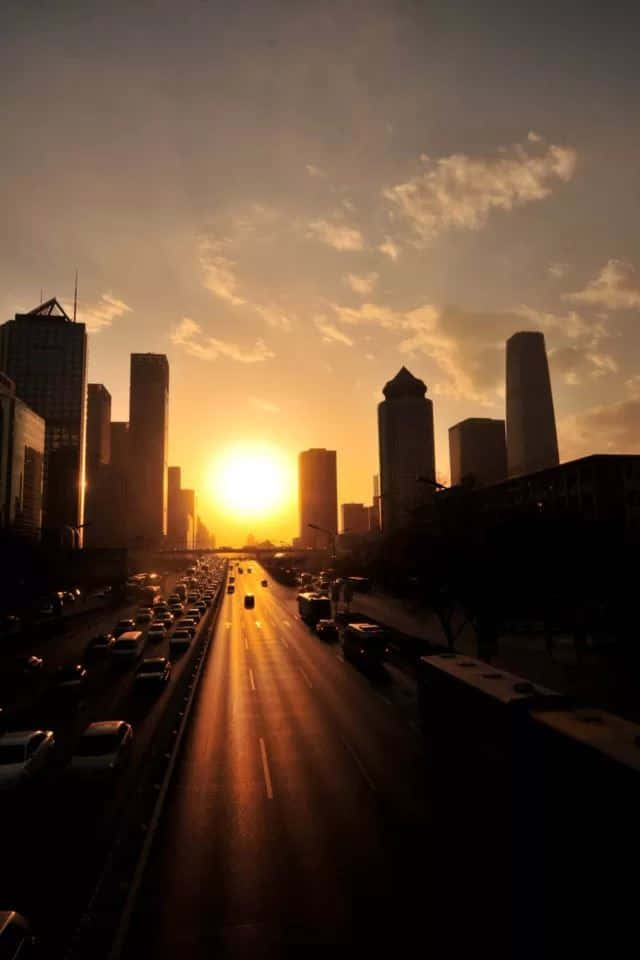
[297,592,331,626]
[342,622,386,671]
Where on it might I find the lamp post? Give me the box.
[307,523,337,562]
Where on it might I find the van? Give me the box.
[244,594,255,610]
[111,631,145,662]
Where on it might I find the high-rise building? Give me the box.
[180,488,196,550]
[378,367,435,534]
[0,298,87,543]
[449,418,507,487]
[129,354,169,545]
[298,448,338,549]
[506,331,559,477]
[167,466,183,547]
[0,372,45,537]
[93,421,131,548]
[371,474,382,531]
[86,384,111,483]
[110,422,129,472]
[341,502,369,534]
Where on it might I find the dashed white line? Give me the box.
[249,668,256,691]
[259,737,274,799]
[244,635,248,651]
[281,636,289,649]
[340,736,377,792]
[255,620,262,629]
[297,665,313,689]
[282,620,291,628]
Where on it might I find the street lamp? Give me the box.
[416,475,449,491]
[307,523,337,561]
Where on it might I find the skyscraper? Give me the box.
[86,384,111,483]
[341,502,369,534]
[167,466,183,547]
[449,418,507,487]
[378,367,435,534]
[129,354,169,545]
[180,489,196,549]
[506,332,559,477]
[0,372,45,537]
[110,422,129,472]
[298,448,338,549]
[0,298,87,543]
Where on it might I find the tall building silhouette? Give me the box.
[129,354,169,545]
[0,298,87,543]
[341,502,369,534]
[449,418,507,487]
[167,466,183,547]
[298,448,337,549]
[0,372,45,537]
[378,367,435,534]
[506,332,559,477]
[180,488,196,549]
[84,384,112,549]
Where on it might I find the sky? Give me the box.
[2,0,640,545]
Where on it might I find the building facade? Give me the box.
[180,488,196,550]
[378,367,435,534]
[449,418,507,488]
[0,373,45,537]
[86,384,111,482]
[506,331,559,478]
[129,354,169,546]
[167,466,183,547]
[341,502,369,534]
[298,448,338,549]
[0,298,87,543]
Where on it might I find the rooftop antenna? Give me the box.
[73,269,78,323]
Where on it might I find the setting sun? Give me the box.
[208,445,294,520]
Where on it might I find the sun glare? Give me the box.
[209,445,293,519]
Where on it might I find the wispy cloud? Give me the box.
[548,262,568,279]
[305,163,326,178]
[307,218,364,251]
[559,397,640,460]
[384,137,577,241]
[249,396,280,414]
[345,272,378,295]
[315,317,354,346]
[253,303,293,332]
[64,293,131,333]
[564,259,640,310]
[170,317,275,363]
[378,237,400,261]
[199,238,245,306]
[549,345,618,385]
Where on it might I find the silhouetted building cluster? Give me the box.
[0,372,45,537]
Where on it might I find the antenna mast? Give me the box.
[73,270,78,323]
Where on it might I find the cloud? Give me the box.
[254,303,293,331]
[549,345,618,385]
[559,397,640,460]
[384,138,577,241]
[65,293,131,333]
[548,262,568,279]
[170,317,275,363]
[516,305,608,344]
[199,243,245,306]
[306,218,364,251]
[249,396,280,414]
[378,237,400,261]
[528,131,543,143]
[564,259,640,310]
[314,317,354,346]
[346,272,379,295]
[305,164,326,178]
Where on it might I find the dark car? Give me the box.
[114,619,135,638]
[316,619,339,643]
[11,656,44,678]
[135,657,171,686]
[227,585,235,594]
[244,594,255,610]
[261,579,268,588]
[169,630,191,654]
[179,618,197,637]
[52,664,88,700]
[84,634,115,659]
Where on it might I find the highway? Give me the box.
[120,562,488,956]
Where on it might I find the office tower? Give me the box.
[367,504,380,533]
[0,298,87,543]
[449,418,507,487]
[196,516,212,549]
[94,421,131,548]
[86,385,111,484]
[378,367,435,534]
[110,422,129,472]
[371,474,382,531]
[179,489,196,549]
[298,448,338,549]
[341,502,369,534]
[129,354,169,545]
[506,331,559,477]
[167,466,182,547]
[0,372,45,537]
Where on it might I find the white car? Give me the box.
[0,730,56,791]
[70,721,133,776]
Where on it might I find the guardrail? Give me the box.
[62,564,228,960]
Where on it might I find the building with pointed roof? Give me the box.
[0,298,87,543]
[378,367,435,534]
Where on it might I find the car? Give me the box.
[9,655,44,679]
[0,730,56,791]
[136,608,153,624]
[179,618,197,637]
[147,624,167,642]
[169,602,184,616]
[195,601,207,613]
[153,602,169,615]
[261,579,268,587]
[238,568,243,574]
[316,619,339,643]
[135,657,171,686]
[167,594,180,605]
[156,611,174,626]
[85,634,115,659]
[186,606,202,620]
[228,576,235,584]
[38,599,54,617]
[111,631,145,662]
[187,592,200,603]
[169,630,191,654]
[202,593,214,602]
[0,910,37,957]
[244,594,255,609]
[114,618,135,638]
[227,585,235,594]
[54,664,88,694]
[247,568,252,573]
[70,721,133,776]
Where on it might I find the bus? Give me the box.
[297,592,331,626]
[342,622,386,670]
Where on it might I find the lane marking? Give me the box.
[282,620,291,628]
[340,736,377,792]
[249,668,256,691]
[297,665,313,689]
[281,636,289,649]
[244,635,248,651]
[225,622,232,629]
[259,737,274,799]
[255,620,262,629]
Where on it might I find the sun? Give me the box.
[209,445,293,519]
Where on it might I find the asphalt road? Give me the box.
[120,562,487,957]
[0,562,225,956]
